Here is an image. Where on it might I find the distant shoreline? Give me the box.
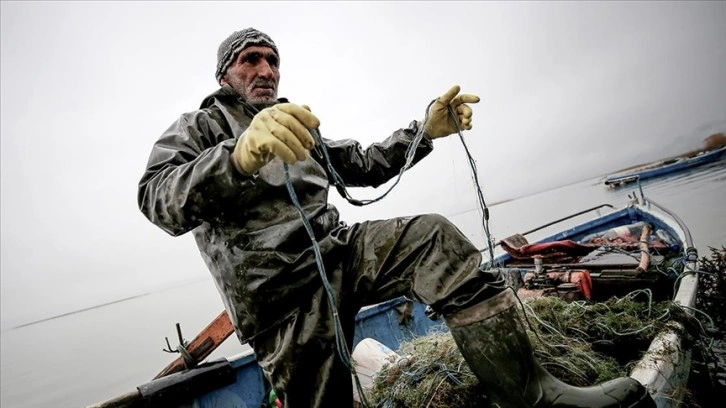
[3,277,209,332]
[5,293,151,331]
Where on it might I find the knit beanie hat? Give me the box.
[215,28,279,84]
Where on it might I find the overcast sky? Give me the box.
[1,1,725,330]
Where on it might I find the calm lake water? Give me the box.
[2,162,725,408]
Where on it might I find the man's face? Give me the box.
[221,45,280,107]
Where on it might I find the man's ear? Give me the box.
[219,74,229,86]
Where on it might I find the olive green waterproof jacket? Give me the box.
[138,86,433,342]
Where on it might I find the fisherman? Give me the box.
[138,28,655,408]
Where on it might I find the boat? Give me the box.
[604,145,726,187]
[88,194,700,408]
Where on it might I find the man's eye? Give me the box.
[266,55,279,68]
[241,53,261,64]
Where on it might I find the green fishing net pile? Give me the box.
[366,293,693,408]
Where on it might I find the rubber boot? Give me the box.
[444,290,655,408]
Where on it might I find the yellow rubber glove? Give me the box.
[232,103,320,175]
[423,85,480,139]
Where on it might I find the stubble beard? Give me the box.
[229,77,278,110]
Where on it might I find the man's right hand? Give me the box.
[232,103,320,175]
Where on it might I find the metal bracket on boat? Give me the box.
[685,247,698,263]
[163,322,197,369]
[636,176,647,204]
[424,305,440,321]
[395,300,414,325]
[627,176,648,206]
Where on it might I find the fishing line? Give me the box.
[314,99,436,207]
[446,104,495,263]
[311,99,496,264]
[283,163,370,407]
[281,96,495,407]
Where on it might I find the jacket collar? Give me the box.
[200,85,289,113]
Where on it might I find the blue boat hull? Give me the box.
[604,146,726,187]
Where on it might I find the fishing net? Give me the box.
[367,293,696,408]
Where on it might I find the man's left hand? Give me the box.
[423,85,480,139]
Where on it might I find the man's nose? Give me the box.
[256,60,275,79]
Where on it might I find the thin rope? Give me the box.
[280,97,496,407]
[446,104,495,264]
[312,99,437,207]
[311,100,495,264]
[283,163,370,407]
